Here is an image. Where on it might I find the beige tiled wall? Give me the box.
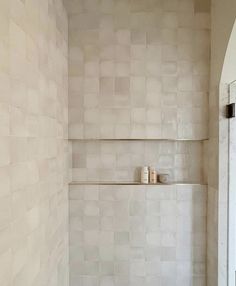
[64,1,210,283]
[72,140,204,183]
[0,1,69,285]
[69,184,207,286]
[66,0,210,140]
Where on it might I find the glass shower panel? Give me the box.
[228,80,236,286]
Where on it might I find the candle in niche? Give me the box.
[159,174,170,184]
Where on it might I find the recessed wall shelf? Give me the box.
[69,181,207,186]
[69,138,209,141]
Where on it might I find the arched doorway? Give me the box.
[219,19,236,286]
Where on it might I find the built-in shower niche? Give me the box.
[70,139,207,185]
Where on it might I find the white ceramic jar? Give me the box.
[159,174,169,184]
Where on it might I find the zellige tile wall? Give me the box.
[69,184,207,286]
[66,0,210,139]
[0,1,69,285]
[72,140,204,183]
[64,0,210,285]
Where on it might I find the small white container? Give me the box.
[159,174,169,184]
[149,167,157,184]
[141,166,149,184]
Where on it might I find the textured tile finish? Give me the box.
[0,0,69,285]
[69,184,207,286]
[72,140,204,183]
[66,0,210,140]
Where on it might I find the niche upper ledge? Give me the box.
[69,181,207,186]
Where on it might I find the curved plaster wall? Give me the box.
[221,20,236,83]
[211,0,236,84]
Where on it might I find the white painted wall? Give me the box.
[209,1,236,285]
